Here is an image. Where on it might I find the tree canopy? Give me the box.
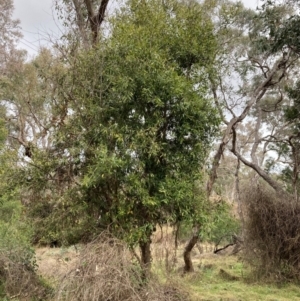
[2,0,220,272]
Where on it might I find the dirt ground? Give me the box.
[35,245,80,284]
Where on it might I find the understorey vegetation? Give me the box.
[243,184,300,281]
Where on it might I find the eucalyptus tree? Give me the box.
[206,0,300,202]
[55,0,110,46]
[0,48,70,163]
[0,0,26,203]
[0,0,23,74]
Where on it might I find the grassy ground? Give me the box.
[156,253,300,301]
[34,241,300,301]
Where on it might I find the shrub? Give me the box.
[0,199,51,300]
[55,231,190,301]
[207,201,240,246]
[0,250,51,300]
[178,200,240,246]
[243,185,300,281]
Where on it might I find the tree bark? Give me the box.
[183,233,198,273]
[84,0,110,44]
[72,0,89,46]
[183,225,200,273]
[234,159,245,236]
[139,239,152,279]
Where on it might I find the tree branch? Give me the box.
[231,127,289,198]
[84,0,109,44]
[207,53,290,197]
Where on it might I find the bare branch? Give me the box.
[207,53,290,196]
[231,127,288,198]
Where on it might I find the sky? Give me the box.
[13,0,260,56]
[13,0,61,57]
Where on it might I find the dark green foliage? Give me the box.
[0,192,50,299]
[23,0,219,247]
[251,0,300,54]
[73,0,219,242]
[246,0,298,56]
[272,15,300,53]
[206,202,240,246]
[285,81,300,127]
[178,200,239,246]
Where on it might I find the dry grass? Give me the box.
[0,250,50,301]
[54,232,142,301]
[242,185,300,281]
[36,246,79,285]
[34,228,300,301]
[53,231,190,301]
[151,224,216,273]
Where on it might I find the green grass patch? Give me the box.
[154,255,300,301]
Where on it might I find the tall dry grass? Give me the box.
[54,231,190,301]
[0,249,50,300]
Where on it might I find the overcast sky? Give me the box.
[13,0,60,57]
[13,0,261,56]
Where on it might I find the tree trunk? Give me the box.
[234,159,245,237]
[183,231,199,273]
[139,239,152,279]
[84,0,110,44]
